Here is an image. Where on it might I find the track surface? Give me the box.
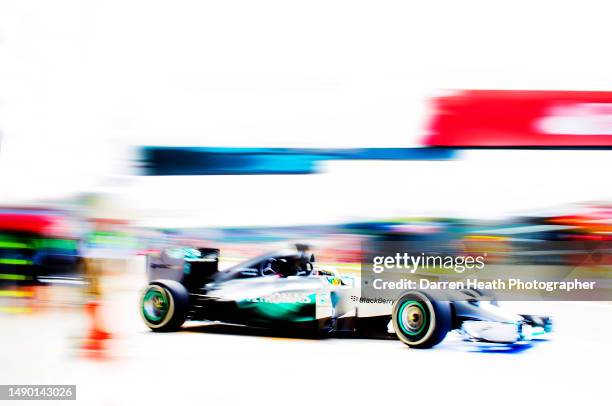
[2,272,610,406]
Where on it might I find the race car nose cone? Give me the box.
[461,321,521,343]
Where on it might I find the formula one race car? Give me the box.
[140,244,552,348]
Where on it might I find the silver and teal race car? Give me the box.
[140,244,552,348]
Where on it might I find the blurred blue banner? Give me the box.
[140,147,456,175]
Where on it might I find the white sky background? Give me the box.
[1,1,612,226]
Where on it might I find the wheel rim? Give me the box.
[142,287,169,323]
[398,300,427,336]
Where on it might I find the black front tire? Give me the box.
[392,291,452,348]
[140,280,189,332]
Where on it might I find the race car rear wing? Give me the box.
[147,247,220,292]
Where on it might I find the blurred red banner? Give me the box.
[0,212,67,236]
[424,90,612,147]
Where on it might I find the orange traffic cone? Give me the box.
[81,300,112,358]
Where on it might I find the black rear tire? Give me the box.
[392,291,452,348]
[140,280,189,332]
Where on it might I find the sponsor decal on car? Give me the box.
[245,292,312,304]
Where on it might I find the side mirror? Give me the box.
[310,254,315,263]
